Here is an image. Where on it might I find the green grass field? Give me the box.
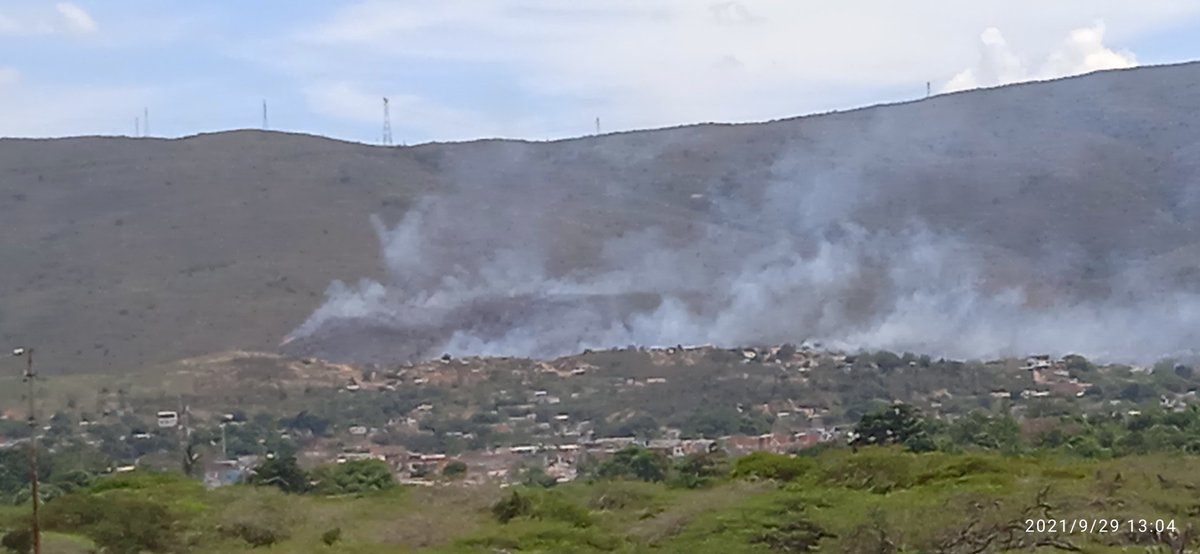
[3,447,1199,553]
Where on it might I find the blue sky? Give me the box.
[3,1,1200,144]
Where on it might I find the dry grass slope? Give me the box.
[4,62,1200,373]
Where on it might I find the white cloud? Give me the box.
[0,67,19,87]
[1043,22,1138,77]
[945,22,1136,92]
[0,2,97,36]
[55,3,97,34]
[286,1,1198,139]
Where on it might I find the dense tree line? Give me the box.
[852,402,1200,458]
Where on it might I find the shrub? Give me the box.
[321,527,342,546]
[43,492,180,554]
[215,489,298,549]
[221,522,286,548]
[1,529,31,554]
[914,454,1011,486]
[247,456,309,494]
[753,519,830,552]
[733,452,813,482]
[490,489,592,528]
[442,460,468,479]
[586,480,659,511]
[492,490,533,523]
[535,493,593,528]
[818,448,918,493]
[516,466,558,488]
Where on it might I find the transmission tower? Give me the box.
[382,97,393,146]
[262,100,269,130]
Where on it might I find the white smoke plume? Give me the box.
[286,132,1200,365]
[945,22,1136,93]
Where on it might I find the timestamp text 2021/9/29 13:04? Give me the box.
[1025,519,1178,534]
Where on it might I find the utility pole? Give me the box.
[178,395,199,477]
[595,117,600,135]
[926,81,932,98]
[13,347,40,554]
[144,107,150,137]
[262,100,269,130]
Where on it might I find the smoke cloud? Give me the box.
[286,125,1200,365]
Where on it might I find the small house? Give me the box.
[157,411,179,428]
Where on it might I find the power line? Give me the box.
[382,97,393,146]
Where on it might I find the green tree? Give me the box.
[872,351,903,372]
[608,415,661,439]
[946,412,1023,453]
[43,493,179,554]
[286,410,331,437]
[1118,382,1155,402]
[597,446,669,482]
[516,466,558,488]
[181,443,201,478]
[1065,434,1112,458]
[1062,354,1094,373]
[247,455,309,494]
[492,490,533,523]
[311,460,395,494]
[671,450,730,488]
[0,446,52,501]
[681,408,772,439]
[442,460,468,479]
[851,403,934,452]
[49,470,94,495]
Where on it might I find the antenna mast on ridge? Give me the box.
[262,100,269,130]
[144,108,150,137]
[382,97,393,146]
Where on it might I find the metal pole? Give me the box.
[23,349,40,554]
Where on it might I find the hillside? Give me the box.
[5,63,1200,374]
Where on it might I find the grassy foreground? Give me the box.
[3,447,1200,553]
